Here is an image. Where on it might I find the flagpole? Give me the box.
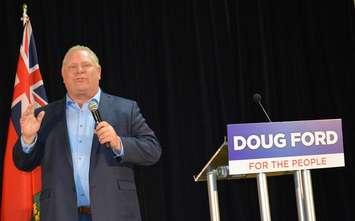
[21,3,29,26]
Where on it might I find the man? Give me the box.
[13,45,162,221]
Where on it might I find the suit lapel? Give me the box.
[90,92,111,168]
[56,98,74,170]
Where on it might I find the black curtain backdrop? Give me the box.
[1,0,354,220]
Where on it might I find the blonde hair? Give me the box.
[62,45,100,67]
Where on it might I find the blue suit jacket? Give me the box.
[13,92,161,221]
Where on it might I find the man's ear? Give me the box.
[97,66,102,80]
[61,67,65,82]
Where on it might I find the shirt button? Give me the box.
[80,124,83,127]
[79,140,82,143]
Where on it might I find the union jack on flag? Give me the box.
[1,16,48,221]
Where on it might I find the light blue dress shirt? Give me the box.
[65,90,101,206]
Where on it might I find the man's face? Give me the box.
[62,49,101,99]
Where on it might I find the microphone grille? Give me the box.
[88,100,99,111]
[253,93,262,103]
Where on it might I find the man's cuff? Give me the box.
[112,139,124,158]
[20,135,37,154]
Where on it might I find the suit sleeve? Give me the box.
[13,136,44,172]
[120,102,161,165]
[13,108,47,172]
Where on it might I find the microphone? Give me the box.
[253,93,272,122]
[88,100,102,124]
[88,100,109,147]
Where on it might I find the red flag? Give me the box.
[1,15,48,221]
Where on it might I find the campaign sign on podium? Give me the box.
[227,119,344,175]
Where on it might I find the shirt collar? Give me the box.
[66,88,102,108]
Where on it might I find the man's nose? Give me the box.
[76,66,85,73]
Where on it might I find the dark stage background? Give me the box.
[1,0,355,220]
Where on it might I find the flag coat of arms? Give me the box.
[1,15,47,221]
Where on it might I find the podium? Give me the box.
[193,140,250,221]
[194,139,318,221]
[194,119,345,221]
[194,118,345,221]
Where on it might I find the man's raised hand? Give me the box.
[20,103,45,144]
